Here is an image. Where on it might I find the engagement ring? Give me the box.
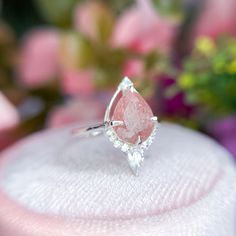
[72,77,159,175]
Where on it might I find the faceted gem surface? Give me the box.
[112,89,154,144]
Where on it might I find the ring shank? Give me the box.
[72,122,106,138]
[72,120,125,138]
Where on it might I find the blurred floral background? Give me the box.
[0,0,236,158]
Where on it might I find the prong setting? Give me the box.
[108,120,124,127]
[151,116,158,121]
[136,136,142,145]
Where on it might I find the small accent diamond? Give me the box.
[113,140,121,148]
[121,143,129,152]
[106,129,113,136]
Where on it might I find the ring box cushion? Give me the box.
[0,123,236,236]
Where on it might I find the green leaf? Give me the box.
[34,0,81,27]
[153,0,184,19]
[60,32,95,69]
[99,0,133,14]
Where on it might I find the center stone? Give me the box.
[112,89,154,144]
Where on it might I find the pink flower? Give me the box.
[61,69,95,96]
[112,0,175,54]
[0,92,19,131]
[47,98,105,128]
[122,59,144,78]
[18,29,60,87]
[74,2,113,41]
[194,0,236,38]
[74,2,98,40]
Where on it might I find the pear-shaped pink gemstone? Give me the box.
[112,89,154,144]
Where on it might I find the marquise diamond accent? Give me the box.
[128,151,144,175]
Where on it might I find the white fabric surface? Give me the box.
[0,122,236,236]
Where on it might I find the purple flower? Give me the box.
[209,116,236,159]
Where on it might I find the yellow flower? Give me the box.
[226,59,236,73]
[178,73,194,88]
[195,36,216,56]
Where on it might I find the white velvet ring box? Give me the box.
[0,123,236,236]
